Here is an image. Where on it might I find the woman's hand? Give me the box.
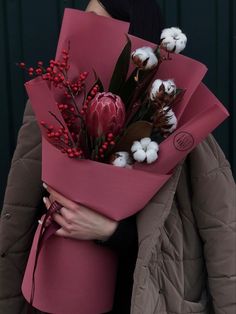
[43,184,118,241]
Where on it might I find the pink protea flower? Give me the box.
[86,92,126,137]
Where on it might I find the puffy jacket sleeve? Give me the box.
[190,135,236,314]
[0,101,43,314]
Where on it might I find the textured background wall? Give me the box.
[0,0,235,207]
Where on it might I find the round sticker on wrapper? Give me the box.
[173,131,194,151]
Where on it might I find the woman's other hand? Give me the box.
[43,184,118,241]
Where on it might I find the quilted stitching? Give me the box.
[131,137,235,314]
[0,99,235,314]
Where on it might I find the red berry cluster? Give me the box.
[44,49,70,85]
[64,72,89,99]
[40,121,83,158]
[41,121,69,144]
[57,103,77,129]
[18,49,89,97]
[95,133,116,160]
[19,61,44,76]
[66,147,84,158]
[80,84,100,115]
[18,46,111,162]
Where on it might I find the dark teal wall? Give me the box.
[0,0,235,207]
[157,0,236,170]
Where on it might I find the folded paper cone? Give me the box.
[22,227,118,314]
[22,9,229,314]
[22,136,171,313]
[135,83,229,174]
[41,139,171,219]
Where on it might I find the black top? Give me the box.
[99,0,130,21]
[96,215,138,314]
[95,1,164,312]
[99,0,164,44]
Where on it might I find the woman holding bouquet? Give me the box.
[0,0,235,314]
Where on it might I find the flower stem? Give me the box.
[48,111,76,147]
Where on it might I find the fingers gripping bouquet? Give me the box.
[21,9,228,314]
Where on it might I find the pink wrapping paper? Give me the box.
[23,228,118,314]
[134,83,228,174]
[22,9,229,314]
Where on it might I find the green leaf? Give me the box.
[120,66,157,116]
[169,88,186,108]
[119,67,138,107]
[83,71,104,109]
[153,45,161,58]
[120,62,159,111]
[92,70,104,93]
[109,35,132,94]
[176,88,184,96]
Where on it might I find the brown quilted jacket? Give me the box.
[0,101,235,314]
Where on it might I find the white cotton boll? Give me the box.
[117,151,130,160]
[146,149,158,164]
[160,27,187,53]
[163,79,176,94]
[167,113,178,133]
[133,47,153,57]
[112,151,131,168]
[165,108,176,121]
[140,137,152,150]
[132,47,158,70]
[120,151,132,164]
[150,79,163,100]
[112,157,128,168]
[161,27,183,41]
[133,150,146,162]
[145,51,158,70]
[144,47,153,53]
[131,141,143,153]
[170,27,183,37]
[160,28,175,40]
[163,109,178,133]
[174,33,187,53]
[150,79,176,100]
[161,37,176,52]
[132,139,159,164]
[147,141,159,152]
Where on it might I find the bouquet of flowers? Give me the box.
[21,9,228,314]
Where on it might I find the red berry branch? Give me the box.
[18,44,100,159]
[93,132,116,161]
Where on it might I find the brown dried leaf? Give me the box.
[114,121,153,152]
